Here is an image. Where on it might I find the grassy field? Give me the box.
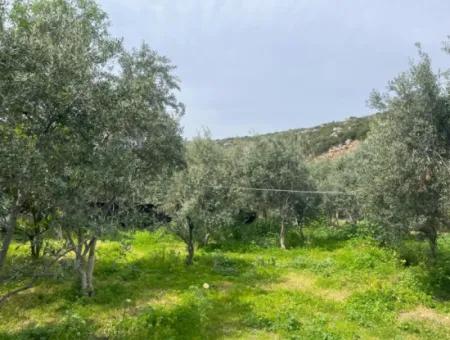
[1,226,450,339]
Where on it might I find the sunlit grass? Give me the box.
[0,228,449,339]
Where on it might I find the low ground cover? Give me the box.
[1,226,449,339]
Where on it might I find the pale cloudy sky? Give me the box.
[98,0,449,139]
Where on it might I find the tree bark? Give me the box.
[332,210,339,227]
[202,233,210,247]
[29,235,41,260]
[280,220,286,249]
[0,205,18,270]
[295,218,305,240]
[28,213,46,260]
[75,248,87,293]
[427,224,438,259]
[86,238,96,296]
[79,264,88,294]
[29,231,44,260]
[186,217,195,265]
[72,233,97,296]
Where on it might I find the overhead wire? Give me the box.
[206,185,354,196]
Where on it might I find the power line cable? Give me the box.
[207,185,354,196]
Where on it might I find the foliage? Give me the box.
[309,153,360,224]
[219,115,374,157]
[0,0,184,295]
[229,136,317,248]
[357,49,450,254]
[163,133,238,263]
[1,1,450,337]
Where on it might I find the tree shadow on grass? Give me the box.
[395,236,450,301]
[0,316,96,340]
[304,235,347,251]
[110,287,260,339]
[0,249,280,339]
[302,225,360,251]
[414,251,450,301]
[203,230,348,254]
[0,287,261,339]
[89,249,278,305]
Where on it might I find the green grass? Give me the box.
[1,227,450,339]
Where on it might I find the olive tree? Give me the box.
[0,0,83,268]
[56,44,184,296]
[358,48,450,256]
[310,153,361,226]
[163,134,237,264]
[0,0,184,296]
[236,137,315,249]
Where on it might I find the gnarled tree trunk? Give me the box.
[0,204,19,271]
[27,212,48,260]
[186,217,195,265]
[29,233,43,260]
[75,237,97,296]
[295,217,305,240]
[200,232,210,248]
[86,238,96,295]
[69,231,97,296]
[280,220,286,249]
[426,222,438,259]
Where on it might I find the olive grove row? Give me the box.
[0,0,449,299]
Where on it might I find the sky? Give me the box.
[98,0,449,139]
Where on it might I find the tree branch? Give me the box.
[0,247,73,307]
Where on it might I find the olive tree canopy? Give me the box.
[0,0,184,295]
[358,48,450,256]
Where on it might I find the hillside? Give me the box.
[219,114,376,157]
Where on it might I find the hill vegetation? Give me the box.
[219,115,374,158]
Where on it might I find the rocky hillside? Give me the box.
[316,139,361,160]
[219,114,376,158]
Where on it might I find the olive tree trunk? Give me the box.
[27,213,48,260]
[0,204,19,270]
[74,237,97,296]
[279,197,290,249]
[185,217,195,265]
[295,217,305,240]
[29,234,43,260]
[199,232,210,248]
[280,220,287,249]
[426,222,438,259]
[68,231,97,296]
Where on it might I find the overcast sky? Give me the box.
[98,0,449,139]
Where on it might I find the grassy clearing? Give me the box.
[0,227,450,339]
